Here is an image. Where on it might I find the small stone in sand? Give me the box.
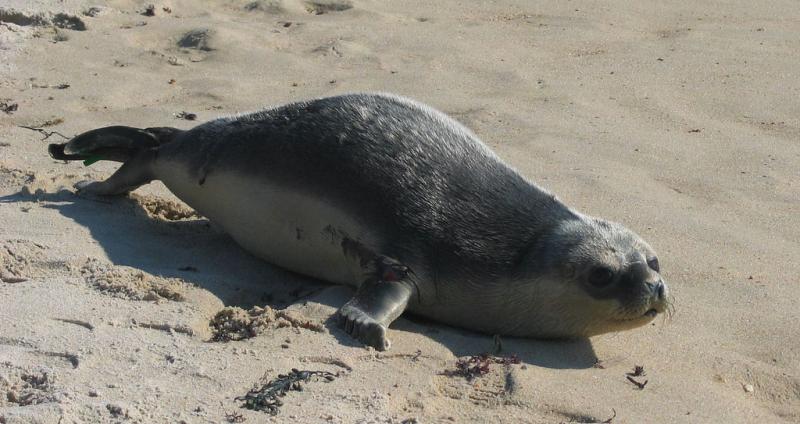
[83,7,109,17]
[106,402,134,418]
[1,274,28,284]
[53,31,69,42]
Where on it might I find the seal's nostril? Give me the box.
[655,282,665,299]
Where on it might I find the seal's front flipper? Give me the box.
[337,258,415,350]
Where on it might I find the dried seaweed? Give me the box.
[626,365,648,389]
[626,365,646,377]
[236,369,338,415]
[442,353,520,381]
[224,411,246,422]
[18,125,70,141]
[626,375,648,389]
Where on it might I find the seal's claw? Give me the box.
[360,321,390,351]
[74,180,101,193]
[336,271,413,350]
[74,180,123,197]
[337,303,391,351]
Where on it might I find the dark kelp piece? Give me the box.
[236,369,338,415]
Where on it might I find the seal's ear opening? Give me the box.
[561,263,577,279]
[48,125,183,165]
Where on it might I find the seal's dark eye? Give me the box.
[647,257,660,273]
[588,267,614,288]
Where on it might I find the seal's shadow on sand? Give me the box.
[2,189,322,309]
[1,190,597,370]
[394,319,596,369]
[324,308,596,369]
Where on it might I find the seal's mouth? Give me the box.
[615,307,661,324]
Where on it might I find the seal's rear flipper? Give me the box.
[49,125,183,195]
[337,256,415,351]
[73,150,157,196]
[48,126,183,164]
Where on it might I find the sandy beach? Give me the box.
[1,0,798,422]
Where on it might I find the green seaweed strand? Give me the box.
[83,155,102,166]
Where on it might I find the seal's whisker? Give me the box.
[664,296,676,323]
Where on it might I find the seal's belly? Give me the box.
[156,163,376,286]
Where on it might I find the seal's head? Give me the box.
[515,215,670,338]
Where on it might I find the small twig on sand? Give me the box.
[300,356,353,371]
[626,375,648,390]
[1,273,28,283]
[18,125,71,141]
[53,318,95,330]
[602,408,617,423]
[137,322,195,336]
[38,351,80,368]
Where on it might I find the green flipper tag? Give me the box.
[83,155,102,166]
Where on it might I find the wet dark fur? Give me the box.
[50,93,668,339]
[157,94,579,288]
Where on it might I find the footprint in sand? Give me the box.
[242,0,354,15]
[0,240,50,284]
[654,28,692,40]
[0,8,86,30]
[0,8,50,27]
[304,0,354,15]
[0,165,35,192]
[130,193,201,221]
[177,28,214,51]
[433,356,522,407]
[80,259,188,302]
[0,365,60,407]
[712,358,800,408]
[244,0,286,14]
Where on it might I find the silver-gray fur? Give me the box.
[50,93,669,350]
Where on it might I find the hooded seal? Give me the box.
[49,93,669,350]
